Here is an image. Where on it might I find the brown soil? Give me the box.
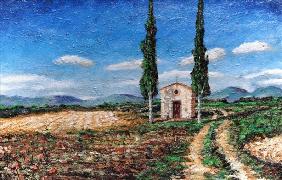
[244,135,282,164]
[216,121,259,180]
[0,111,144,135]
[0,127,188,179]
[182,124,217,180]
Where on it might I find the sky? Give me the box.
[1,0,282,99]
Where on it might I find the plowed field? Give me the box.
[0,111,143,134]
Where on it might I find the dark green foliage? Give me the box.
[191,0,210,97]
[231,107,282,145]
[78,129,96,137]
[202,122,222,167]
[202,122,235,179]
[0,104,95,118]
[137,141,187,179]
[136,120,204,135]
[140,0,158,100]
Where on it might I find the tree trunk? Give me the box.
[197,95,201,123]
[148,91,153,123]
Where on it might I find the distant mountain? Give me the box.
[0,94,144,107]
[83,94,144,106]
[0,95,47,106]
[208,87,249,102]
[209,86,282,102]
[47,95,83,105]
[249,86,282,98]
[98,94,144,104]
[2,86,281,107]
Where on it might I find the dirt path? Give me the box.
[177,109,231,179]
[244,135,282,164]
[211,109,230,120]
[219,109,229,117]
[211,111,218,120]
[181,124,217,180]
[0,111,142,135]
[216,120,259,180]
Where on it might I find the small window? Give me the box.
[174,89,179,95]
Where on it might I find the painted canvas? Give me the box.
[0,0,281,179]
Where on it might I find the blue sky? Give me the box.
[1,0,282,99]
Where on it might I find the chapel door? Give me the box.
[173,101,181,119]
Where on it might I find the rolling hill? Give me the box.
[208,86,282,102]
[0,94,144,107]
[249,86,282,98]
[208,87,249,102]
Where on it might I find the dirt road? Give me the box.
[216,121,259,180]
[0,111,141,135]
[182,124,217,180]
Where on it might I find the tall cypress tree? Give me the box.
[140,0,158,123]
[191,0,211,123]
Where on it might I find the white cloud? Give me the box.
[209,71,224,78]
[232,41,271,54]
[210,75,255,92]
[78,96,97,100]
[207,48,226,61]
[1,74,42,83]
[179,48,226,66]
[54,55,94,67]
[118,79,139,85]
[238,68,282,90]
[244,69,282,79]
[106,59,162,71]
[106,59,142,71]
[159,70,224,81]
[159,70,191,80]
[179,56,194,66]
[0,74,74,97]
[257,79,282,86]
[157,70,255,92]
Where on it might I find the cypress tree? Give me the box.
[140,0,158,123]
[191,0,211,123]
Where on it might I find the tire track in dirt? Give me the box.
[182,124,217,180]
[216,120,259,180]
[177,109,231,180]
